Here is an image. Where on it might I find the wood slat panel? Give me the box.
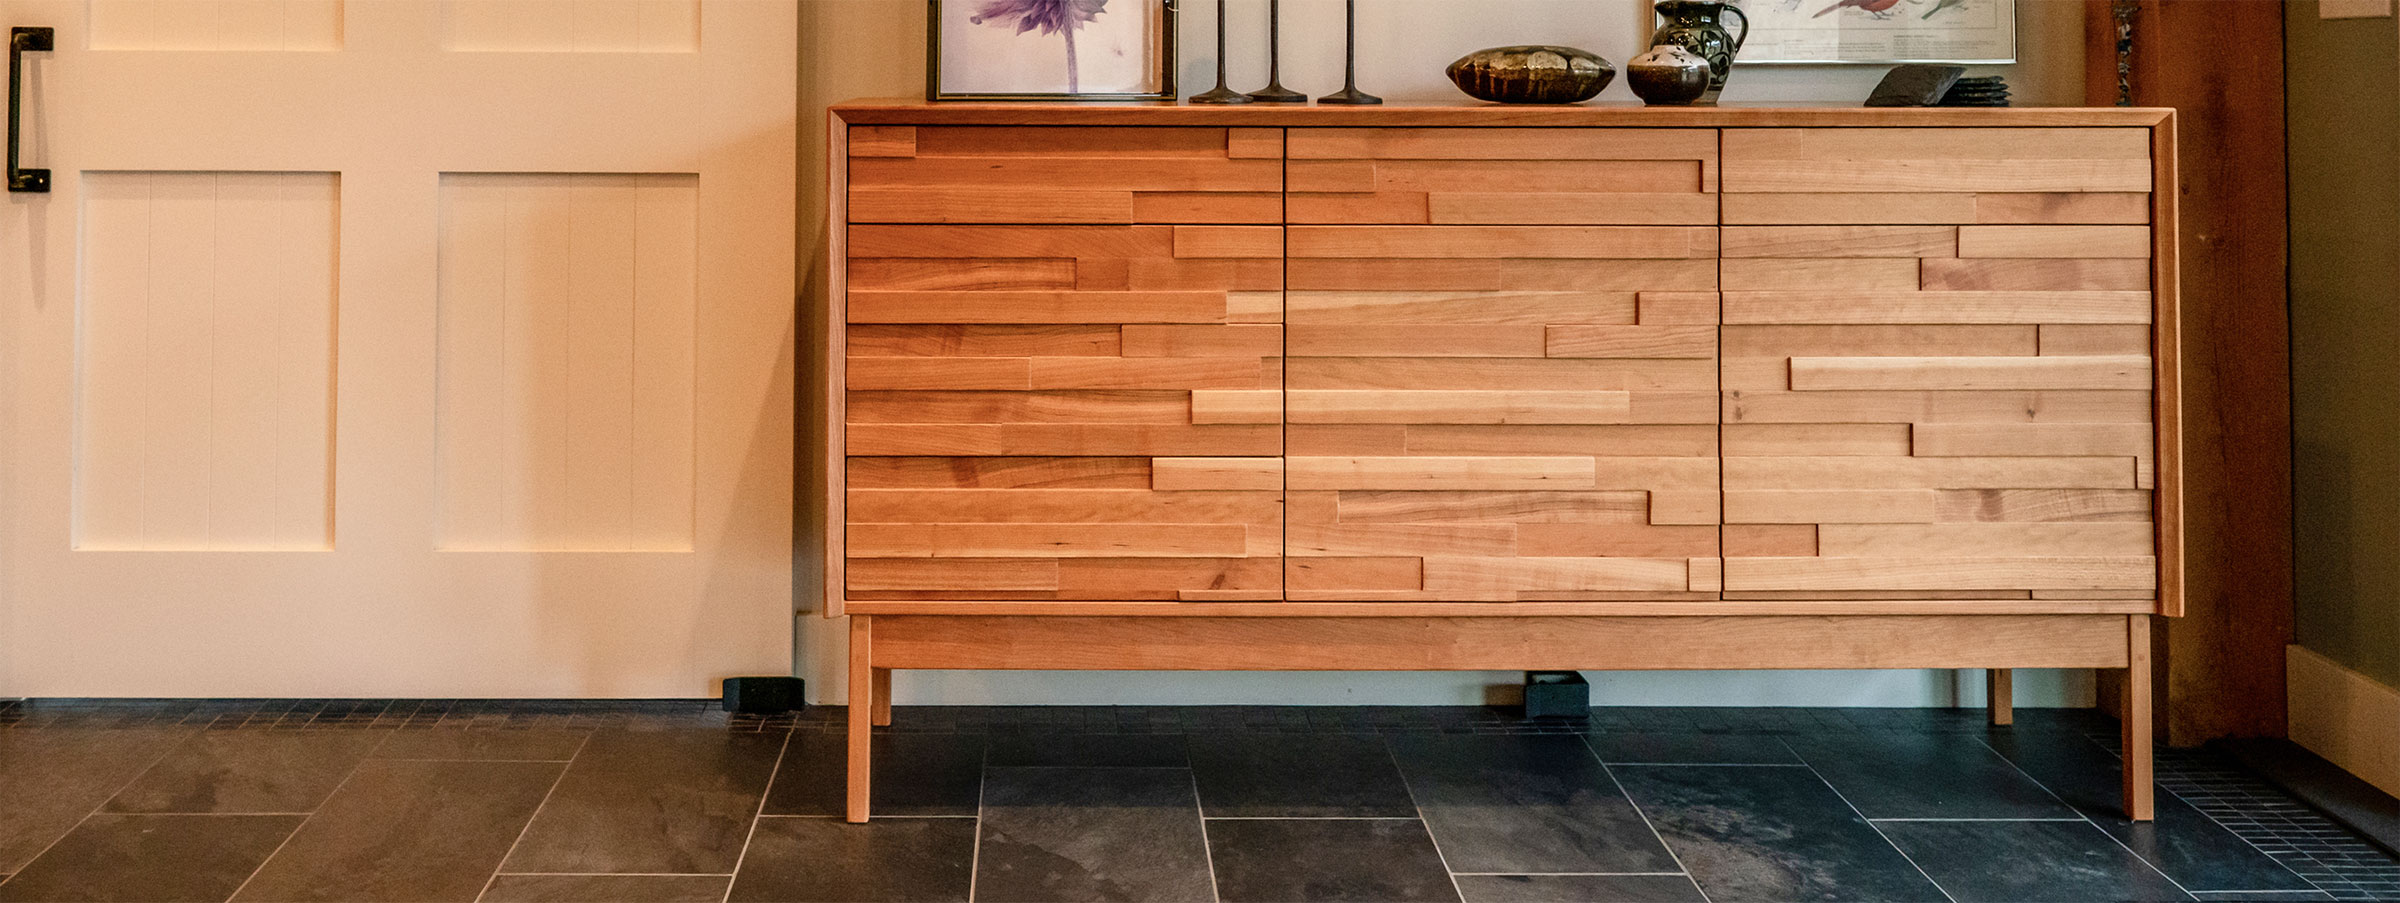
[1788,355,2151,391]
[848,456,1152,489]
[1959,226,2152,259]
[1913,423,2153,458]
[1816,523,2155,557]
[1289,226,1714,259]
[1723,557,2157,591]
[1933,489,2154,523]
[1282,218,1719,601]
[1725,490,1938,524]
[1725,456,2137,489]
[1288,457,1597,491]
[1151,457,1284,491]
[845,213,1282,600]
[849,523,1250,558]
[1721,226,1956,258]
[1337,490,1650,524]
[1724,292,2151,325]
[848,489,1281,524]
[1918,258,2151,292]
[1287,291,1637,325]
[1287,390,1632,425]
[1545,326,1715,359]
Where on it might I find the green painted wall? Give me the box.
[2288,2,2400,689]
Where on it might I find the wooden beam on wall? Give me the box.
[2087,0,2293,744]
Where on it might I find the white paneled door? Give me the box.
[0,1,795,696]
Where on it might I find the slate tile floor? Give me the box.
[0,701,2395,902]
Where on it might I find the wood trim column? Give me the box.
[2087,0,2293,744]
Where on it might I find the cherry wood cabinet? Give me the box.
[825,103,2179,824]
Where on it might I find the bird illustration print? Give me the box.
[970,0,1109,93]
[1814,0,1905,18]
[1921,0,1969,18]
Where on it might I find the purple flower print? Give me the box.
[970,0,1110,92]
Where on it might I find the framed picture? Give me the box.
[928,0,1177,101]
[1739,0,2016,65]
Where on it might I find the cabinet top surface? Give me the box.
[830,99,2174,128]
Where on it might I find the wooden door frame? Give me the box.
[2087,0,2293,745]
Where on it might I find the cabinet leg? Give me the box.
[2122,615,2155,821]
[872,668,893,727]
[1988,669,2014,726]
[847,616,873,824]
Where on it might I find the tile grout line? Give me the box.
[225,750,381,902]
[1577,734,1714,903]
[1450,871,1690,877]
[2135,743,2347,896]
[716,729,794,903]
[471,729,594,903]
[967,738,989,903]
[0,727,204,889]
[1190,769,1221,903]
[1868,817,2093,822]
[1976,733,2211,901]
[1381,735,1469,903]
[486,872,735,877]
[1787,738,1959,903]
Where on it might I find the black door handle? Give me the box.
[9,26,51,194]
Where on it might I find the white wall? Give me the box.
[797,0,2095,708]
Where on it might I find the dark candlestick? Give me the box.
[1317,0,1380,104]
[1190,0,1250,104]
[1246,0,1306,102]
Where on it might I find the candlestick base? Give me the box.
[1190,84,1252,104]
[1245,82,1308,103]
[1317,86,1382,105]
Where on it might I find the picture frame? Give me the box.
[928,0,1178,101]
[1738,0,2017,65]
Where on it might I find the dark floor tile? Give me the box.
[106,730,389,814]
[231,758,560,902]
[1389,734,1677,875]
[0,813,301,902]
[1881,819,2191,902]
[1583,733,1800,765]
[1986,731,2317,894]
[1614,764,1946,903]
[1789,733,2078,819]
[2185,892,2334,902]
[1207,818,1458,902]
[764,731,983,817]
[975,766,1212,903]
[1454,874,1707,903]
[726,817,974,903]
[370,728,587,761]
[0,728,192,873]
[482,874,731,903]
[1189,733,1415,818]
[499,729,784,875]
[987,733,1187,767]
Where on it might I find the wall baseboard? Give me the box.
[2289,644,2400,798]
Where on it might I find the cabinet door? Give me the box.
[1718,127,2159,600]
[843,127,1283,602]
[1283,221,1722,602]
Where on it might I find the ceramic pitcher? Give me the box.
[1650,0,1748,104]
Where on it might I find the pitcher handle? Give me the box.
[1721,3,1748,52]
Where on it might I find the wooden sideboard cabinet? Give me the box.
[824,102,2179,824]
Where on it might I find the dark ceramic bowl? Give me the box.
[1446,45,1615,104]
